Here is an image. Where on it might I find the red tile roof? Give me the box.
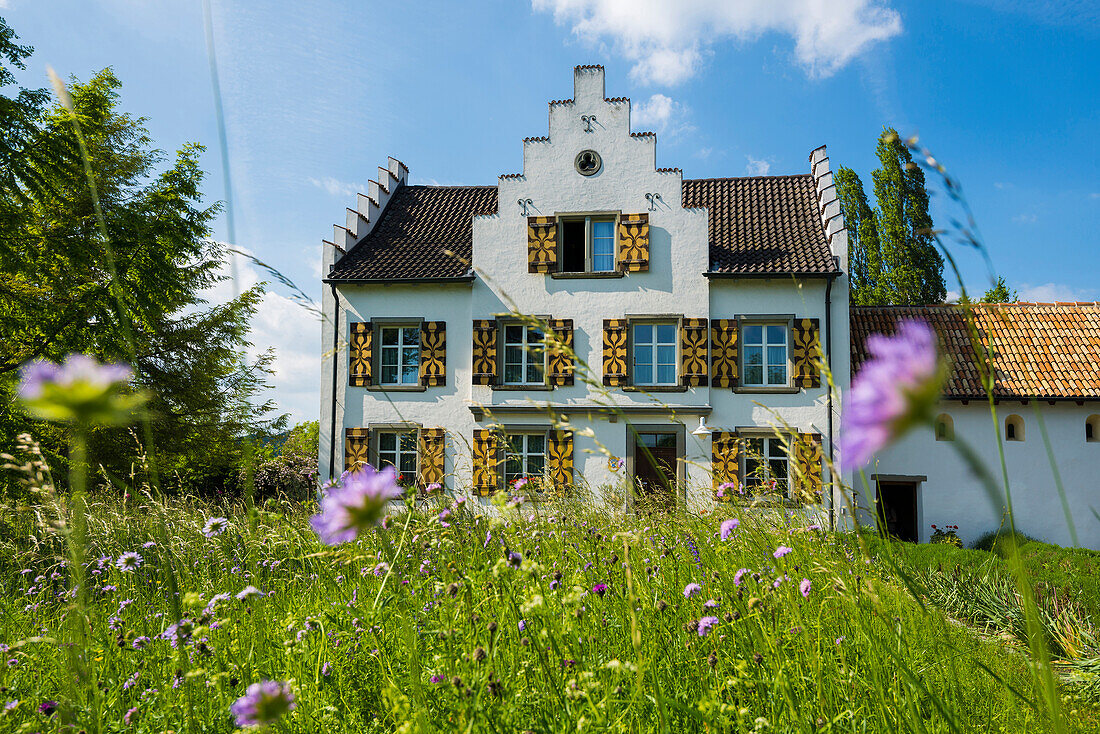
[851,303,1100,399]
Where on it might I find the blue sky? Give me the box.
[4,0,1098,422]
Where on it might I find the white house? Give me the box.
[318,65,849,517]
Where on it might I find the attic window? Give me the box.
[1005,414,1024,442]
[934,414,954,441]
[560,215,617,273]
[1087,415,1099,443]
[575,150,601,176]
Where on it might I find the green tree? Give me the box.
[836,166,886,305]
[871,128,946,304]
[981,276,1017,303]
[0,41,283,493]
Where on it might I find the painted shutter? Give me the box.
[680,318,709,387]
[527,216,558,273]
[547,430,574,491]
[419,321,446,387]
[793,432,823,501]
[471,319,498,386]
[548,318,574,387]
[345,427,370,473]
[710,319,739,388]
[602,319,629,387]
[418,427,446,489]
[349,321,372,386]
[618,213,649,272]
[472,429,498,496]
[711,431,741,501]
[792,318,821,389]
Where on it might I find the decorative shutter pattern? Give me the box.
[527,216,558,273]
[472,429,498,496]
[471,320,498,386]
[349,321,373,387]
[710,319,739,388]
[548,319,575,387]
[618,213,649,272]
[345,427,370,472]
[547,430,574,490]
[602,319,629,386]
[680,318,709,387]
[793,432,823,500]
[419,321,446,387]
[418,428,446,489]
[711,431,741,500]
[792,318,822,389]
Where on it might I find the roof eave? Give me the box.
[324,274,477,285]
[704,270,841,280]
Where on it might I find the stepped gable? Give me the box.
[851,303,1100,399]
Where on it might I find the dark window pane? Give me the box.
[381,328,398,346]
[562,219,586,272]
[527,434,545,453]
[379,433,396,451]
[634,324,652,344]
[744,366,762,385]
[768,365,787,385]
[744,325,763,344]
[381,365,398,384]
[655,434,676,448]
[656,324,676,343]
[402,327,419,345]
[526,456,545,477]
[767,325,786,344]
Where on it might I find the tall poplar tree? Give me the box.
[835,166,885,305]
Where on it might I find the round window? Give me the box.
[574,149,602,176]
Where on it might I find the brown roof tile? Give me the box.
[851,304,1100,399]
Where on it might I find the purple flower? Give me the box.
[716,482,736,499]
[236,586,263,601]
[704,599,719,609]
[202,517,229,537]
[132,636,150,650]
[592,583,608,597]
[683,583,702,599]
[116,552,142,572]
[839,320,940,471]
[322,662,332,677]
[429,674,444,684]
[39,700,58,716]
[697,616,719,637]
[720,519,740,541]
[438,508,452,527]
[507,551,522,568]
[800,578,812,598]
[518,619,526,631]
[310,465,403,545]
[773,546,793,559]
[229,681,295,727]
[733,568,748,586]
[426,482,442,493]
[17,355,141,424]
[4,700,17,712]
[124,706,139,725]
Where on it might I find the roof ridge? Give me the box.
[684,173,812,183]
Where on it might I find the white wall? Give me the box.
[859,402,1100,549]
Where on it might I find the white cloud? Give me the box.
[1089,192,1100,200]
[631,93,693,137]
[533,0,903,84]
[307,176,364,199]
[1011,213,1037,224]
[745,155,772,176]
[694,147,713,160]
[1017,282,1099,303]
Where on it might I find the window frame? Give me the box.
[367,318,426,392]
[501,431,548,491]
[552,211,623,277]
[736,315,797,393]
[630,319,679,387]
[498,319,550,389]
[740,429,794,499]
[934,413,954,441]
[1005,414,1025,442]
[368,422,421,488]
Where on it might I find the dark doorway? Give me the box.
[877,481,918,542]
[633,432,678,512]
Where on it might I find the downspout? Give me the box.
[328,283,340,482]
[824,272,836,531]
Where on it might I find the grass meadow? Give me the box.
[2,481,1099,733]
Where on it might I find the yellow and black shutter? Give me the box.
[419,321,446,387]
[547,430,574,490]
[793,432,823,501]
[618,213,649,272]
[349,321,373,386]
[711,431,741,501]
[471,319,498,386]
[418,427,446,489]
[602,319,629,386]
[472,429,498,496]
[345,427,370,473]
[710,319,739,388]
[792,318,821,388]
[548,318,574,387]
[680,318,709,387]
[527,216,558,273]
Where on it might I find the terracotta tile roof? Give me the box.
[851,303,1100,399]
[327,185,498,281]
[682,175,839,275]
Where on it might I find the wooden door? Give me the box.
[877,481,918,542]
[634,432,678,511]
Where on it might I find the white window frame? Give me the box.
[502,432,547,489]
[631,321,678,386]
[376,429,418,482]
[742,322,790,387]
[742,434,791,497]
[502,323,547,386]
[378,325,421,386]
[558,214,618,274]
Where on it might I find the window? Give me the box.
[560,215,617,273]
[380,326,420,385]
[1088,415,1100,443]
[743,324,788,387]
[503,324,546,385]
[504,433,546,488]
[1005,414,1024,442]
[744,436,789,496]
[377,430,417,482]
[632,322,677,385]
[935,414,954,441]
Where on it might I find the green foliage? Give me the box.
[838,128,947,305]
[249,421,319,500]
[981,276,1018,303]
[0,27,283,495]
